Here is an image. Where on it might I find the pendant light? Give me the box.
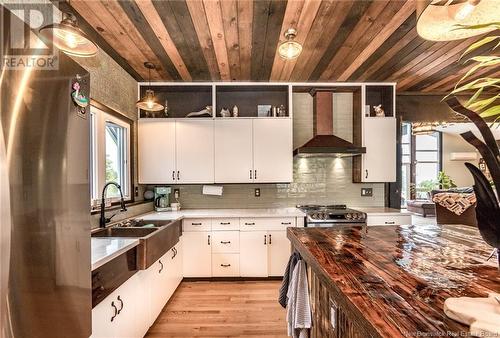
[416,0,500,41]
[39,13,98,57]
[278,28,302,60]
[136,62,164,112]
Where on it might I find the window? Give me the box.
[90,103,132,207]
[400,126,442,206]
[415,132,441,199]
[400,123,412,207]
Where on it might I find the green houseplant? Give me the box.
[445,22,500,268]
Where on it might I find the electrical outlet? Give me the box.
[135,186,139,197]
[174,189,180,199]
[255,188,260,197]
[361,188,373,197]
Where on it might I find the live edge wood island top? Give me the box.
[287,224,500,338]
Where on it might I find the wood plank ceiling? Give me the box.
[67,0,496,93]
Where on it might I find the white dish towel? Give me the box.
[444,293,500,337]
[287,260,311,338]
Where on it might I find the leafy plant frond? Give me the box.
[453,22,500,31]
[479,105,500,118]
[460,36,500,60]
[468,94,500,111]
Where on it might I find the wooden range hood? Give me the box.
[293,91,366,157]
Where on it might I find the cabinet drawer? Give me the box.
[212,218,240,231]
[240,217,295,231]
[212,253,240,277]
[183,218,212,232]
[367,214,412,226]
[211,231,240,253]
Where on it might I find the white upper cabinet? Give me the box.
[138,120,176,184]
[215,119,253,183]
[175,120,214,183]
[362,117,397,182]
[253,119,293,183]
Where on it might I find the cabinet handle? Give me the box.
[281,222,291,225]
[244,222,255,226]
[159,260,164,273]
[173,247,177,256]
[192,222,202,225]
[171,248,176,259]
[385,221,395,225]
[172,171,175,180]
[254,170,257,180]
[220,241,231,244]
[177,171,180,180]
[221,264,231,267]
[117,296,123,314]
[269,234,272,244]
[264,234,267,245]
[110,301,118,322]
[220,222,231,225]
[365,170,368,179]
[250,170,252,179]
[208,235,211,245]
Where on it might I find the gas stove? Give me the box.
[297,204,367,226]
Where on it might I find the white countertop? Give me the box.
[91,238,140,271]
[355,207,412,216]
[140,207,306,220]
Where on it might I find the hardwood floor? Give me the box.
[145,280,288,338]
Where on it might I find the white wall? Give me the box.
[441,133,479,187]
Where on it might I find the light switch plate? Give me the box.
[361,188,373,197]
[255,188,260,197]
[174,189,180,199]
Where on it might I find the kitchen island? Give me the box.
[287,224,499,338]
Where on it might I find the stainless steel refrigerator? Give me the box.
[1,6,91,338]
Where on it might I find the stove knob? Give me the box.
[346,213,352,220]
[353,213,359,220]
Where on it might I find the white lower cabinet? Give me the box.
[240,231,269,277]
[91,274,141,338]
[182,231,212,277]
[267,231,291,276]
[212,253,240,277]
[182,217,296,278]
[92,242,183,338]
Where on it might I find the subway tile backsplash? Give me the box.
[172,157,384,208]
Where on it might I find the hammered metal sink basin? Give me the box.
[91,227,159,238]
[91,218,182,270]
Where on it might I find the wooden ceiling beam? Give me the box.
[53,0,142,81]
[397,37,477,91]
[185,0,221,80]
[220,0,241,80]
[250,0,287,81]
[319,0,392,80]
[202,0,231,80]
[338,0,415,81]
[134,0,191,81]
[71,0,164,80]
[292,0,354,81]
[269,0,305,81]
[279,0,322,81]
[356,28,418,81]
[237,0,253,80]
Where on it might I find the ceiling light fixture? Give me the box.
[136,62,164,112]
[278,28,302,60]
[416,0,499,41]
[39,13,98,57]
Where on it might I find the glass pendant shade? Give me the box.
[416,0,500,41]
[136,89,164,112]
[39,14,98,57]
[278,28,302,60]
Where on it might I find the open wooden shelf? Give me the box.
[215,85,289,118]
[139,85,212,118]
